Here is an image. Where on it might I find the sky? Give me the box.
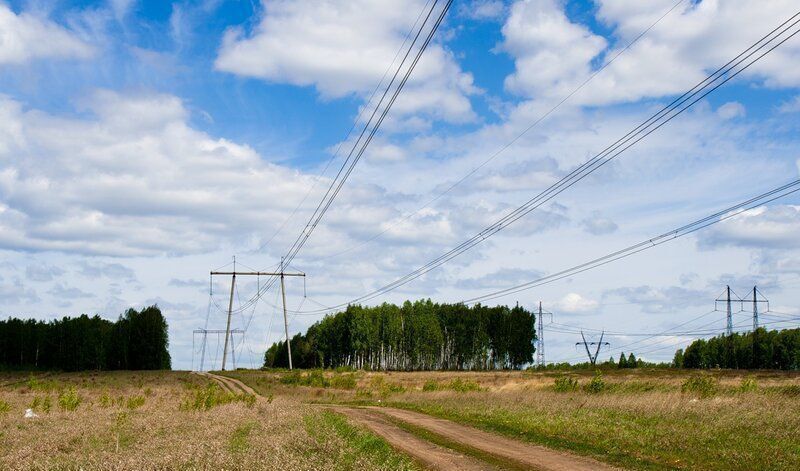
[1,0,800,370]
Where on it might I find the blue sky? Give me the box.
[1,0,799,369]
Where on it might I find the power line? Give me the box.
[254,0,437,254]
[227,0,454,316]
[289,12,800,313]
[316,0,687,263]
[292,178,800,315]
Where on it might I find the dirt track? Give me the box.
[208,372,618,470]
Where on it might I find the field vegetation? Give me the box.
[224,368,800,471]
[0,370,415,470]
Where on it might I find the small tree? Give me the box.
[672,348,684,368]
[627,352,637,368]
[618,352,628,368]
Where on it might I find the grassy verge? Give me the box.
[304,410,419,471]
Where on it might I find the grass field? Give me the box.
[0,370,416,470]
[223,368,800,470]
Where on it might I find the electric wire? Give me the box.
[286,11,800,314]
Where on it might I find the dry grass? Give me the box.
[226,368,800,470]
[0,371,413,470]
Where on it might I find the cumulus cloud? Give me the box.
[699,205,800,250]
[455,267,544,290]
[26,263,65,282]
[0,4,93,65]
[78,261,137,281]
[215,0,477,122]
[581,212,618,235]
[499,0,800,105]
[606,285,709,313]
[0,90,326,256]
[48,282,93,300]
[554,292,598,313]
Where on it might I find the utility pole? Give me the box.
[221,269,236,371]
[211,264,305,371]
[576,331,609,365]
[536,302,553,368]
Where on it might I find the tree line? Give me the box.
[0,305,171,371]
[673,327,800,370]
[264,300,536,370]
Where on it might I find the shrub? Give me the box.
[58,387,81,411]
[739,377,758,393]
[180,384,256,411]
[329,374,357,390]
[681,376,718,398]
[0,399,10,415]
[584,372,606,394]
[422,380,440,392]
[553,375,578,392]
[448,378,481,393]
[99,391,113,408]
[126,395,146,410]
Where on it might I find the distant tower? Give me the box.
[536,302,552,368]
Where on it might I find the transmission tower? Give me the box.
[715,286,743,336]
[193,328,243,372]
[748,286,769,331]
[536,301,553,367]
[211,259,305,370]
[576,331,609,365]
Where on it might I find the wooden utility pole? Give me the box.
[211,264,305,371]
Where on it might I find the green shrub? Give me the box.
[99,391,113,408]
[584,372,606,394]
[553,375,578,392]
[422,380,440,392]
[739,377,758,393]
[126,395,146,410]
[0,399,10,415]
[306,370,329,388]
[448,378,481,392]
[58,387,81,411]
[329,373,357,390]
[681,376,718,398]
[180,384,256,411]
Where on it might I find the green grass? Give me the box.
[385,414,528,471]
[179,383,256,411]
[228,422,258,453]
[304,410,418,471]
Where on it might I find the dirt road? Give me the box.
[208,372,618,470]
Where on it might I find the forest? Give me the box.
[674,327,800,370]
[0,305,171,371]
[264,300,536,370]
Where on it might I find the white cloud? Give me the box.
[215,0,477,122]
[554,292,598,313]
[716,101,746,120]
[581,212,618,235]
[0,4,93,65]
[778,95,800,113]
[699,205,800,250]
[500,0,800,105]
[460,0,506,21]
[500,0,606,99]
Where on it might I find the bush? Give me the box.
[99,391,113,408]
[28,395,52,413]
[58,387,81,411]
[448,378,481,392]
[584,372,605,394]
[329,373,357,390]
[553,375,578,392]
[180,384,256,411]
[126,395,146,410]
[739,377,758,393]
[422,380,440,392]
[681,376,718,398]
